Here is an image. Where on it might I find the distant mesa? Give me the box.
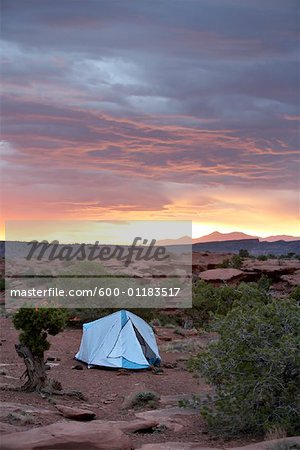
[192,231,256,243]
[259,235,300,242]
[157,231,300,247]
[193,231,300,243]
[157,235,192,246]
[1,231,299,259]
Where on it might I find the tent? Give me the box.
[75,310,161,369]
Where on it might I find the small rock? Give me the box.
[55,404,96,421]
[117,369,131,376]
[56,357,61,361]
[72,364,84,370]
[152,367,164,375]
[153,424,167,433]
[44,364,51,371]
[176,356,189,362]
[0,370,7,375]
[1,339,6,342]
[7,412,35,425]
[46,356,55,362]
[175,328,198,337]
[162,362,177,369]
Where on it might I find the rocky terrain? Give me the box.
[1,318,299,449]
[0,318,245,449]
[1,251,300,309]
[192,253,300,294]
[0,251,299,448]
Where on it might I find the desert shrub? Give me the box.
[189,298,300,437]
[257,254,268,261]
[13,307,67,357]
[191,281,237,325]
[289,285,300,303]
[239,249,250,258]
[218,255,243,269]
[219,258,230,268]
[287,253,296,259]
[264,425,287,441]
[191,281,270,326]
[231,255,243,268]
[258,274,271,291]
[123,390,160,410]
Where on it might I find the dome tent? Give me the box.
[75,310,161,369]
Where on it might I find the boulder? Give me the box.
[1,420,132,449]
[55,404,96,421]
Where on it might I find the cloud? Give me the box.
[0,0,298,236]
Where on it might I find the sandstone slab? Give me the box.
[135,406,198,432]
[1,420,132,449]
[199,268,244,282]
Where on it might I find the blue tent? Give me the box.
[75,310,161,369]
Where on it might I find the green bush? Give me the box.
[13,307,67,357]
[191,281,270,326]
[257,274,271,291]
[239,249,250,258]
[191,281,236,325]
[218,255,243,269]
[189,298,300,437]
[122,390,160,410]
[219,258,230,268]
[289,285,300,303]
[257,254,268,261]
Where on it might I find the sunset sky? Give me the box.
[1,0,299,241]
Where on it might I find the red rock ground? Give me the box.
[0,317,256,448]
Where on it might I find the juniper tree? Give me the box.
[189,298,300,436]
[13,307,66,392]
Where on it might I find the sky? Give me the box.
[1,0,299,241]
